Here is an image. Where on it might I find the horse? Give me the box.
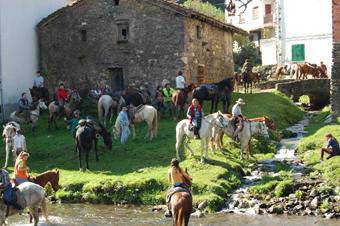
[242,71,259,94]
[172,84,195,119]
[297,63,323,80]
[2,122,20,168]
[29,87,49,103]
[30,169,60,192]
[234,72,242,92]
[123,89,150,107]
[211,115,275,154]
[193,78,234,114]
[175,112,229,163]
[126,105,158,140]
[170,169,192,226]
[10,99,47,134]
[98,95,125,126]
[0,182,49,226]
[48,90,81,129]
[75,121,112,171]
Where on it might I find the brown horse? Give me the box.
[297,63,323,80]
[48,90,81,129]
[172,84,195,119]
[274,65,289,80]
[30,169,60,192]
[170,169,192,226]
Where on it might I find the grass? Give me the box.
[0,91,304,211]
[297,107,340,187]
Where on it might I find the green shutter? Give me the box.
[292,44,305,62]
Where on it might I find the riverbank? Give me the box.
[0,91,304,212]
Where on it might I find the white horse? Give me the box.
[114,105,158,141]
[98,95,125,126]
[2,122,21,168]
[0,182,49,226]
[175,112,229,163]
[223,120,269,159]
[10,99,47,134]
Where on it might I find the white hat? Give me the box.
[236,98,245,105]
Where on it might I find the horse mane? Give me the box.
[214,77,234,89]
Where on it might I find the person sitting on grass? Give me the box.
[321,133,340,161]
[65,109,81,139]
[14,152,30,185]
[187,98,203,139]
[165,158,192,218]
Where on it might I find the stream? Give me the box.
[7,113,339,225]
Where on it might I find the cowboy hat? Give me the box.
[236,98,245,105]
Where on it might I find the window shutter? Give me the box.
[292,44,305,62]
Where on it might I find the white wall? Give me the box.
[260,38,277,65]
[281,0,332,69]
[0,0,70,115]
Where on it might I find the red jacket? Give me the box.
[57,88,68,101]
[188,104,202,123]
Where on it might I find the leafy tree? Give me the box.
[233,36,262,71]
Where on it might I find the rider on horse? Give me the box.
[16,92,31,123]
[56,83,68,110]
[14,152,30,185]
[165,158,192,218]
[242,59,253,78]
[232,98,246,141]
[0,168,24,214]
[187,98,203,139]
[176,71,185,91]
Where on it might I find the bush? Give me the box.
[274,180,294,197]
[183,0,225,22]
[253,65,277,81]
[233,40,262,71]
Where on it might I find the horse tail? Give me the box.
[152,109,158,138]
[41,197,49,222]
[176,206,184,226]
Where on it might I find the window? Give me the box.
[117,23,129,43]
[292,44,305,62]
[114,0,119,6]
[265,4,272,15]
[239,14,245,24]
[196,25,202,39]
[80,29,87,42]
[253,6,259,19]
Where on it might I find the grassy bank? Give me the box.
[297,108,340,188]
[1,91,303,212]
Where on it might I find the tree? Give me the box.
[233,37,262,71]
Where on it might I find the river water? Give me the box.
[8,203,338,226]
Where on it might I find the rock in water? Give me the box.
[238,200,250,209]
[198,200,208,210]
[310,197,319,209]
[191,210,204,218]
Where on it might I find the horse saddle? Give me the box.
[166,187,191,204]
[202,84,217,95]
[3,188,26,217]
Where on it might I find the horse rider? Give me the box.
[65,109,81,139]
[12,129,27,161]
[56,83,68,111]
[163,82,174,118]
[33,70,44,88]
[14,152,30,185]
[0,168,24,214]
[175,71,185,91]
[320,133,340,161]
[187,98,203,139]
[165,158,192,218]
[320,61,328,77]
[242,59,253,79]
[232,98,246,141]
[16,92,31,123]
[117,106,130,144]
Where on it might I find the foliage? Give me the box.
[183,0,225,22]
[295,190,303,200]
[274,180,294,197]
[233,39,262,71]
[248,175,279,195]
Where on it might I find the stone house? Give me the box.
[331,0,340,117]
[38,0,246,92]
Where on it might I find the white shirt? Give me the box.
[33,76,44,88]
[232,104,242,117]
[175,76,185,89]
[13,134,26,151]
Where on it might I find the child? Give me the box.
[12,129,27,161]
[117,106,130,144]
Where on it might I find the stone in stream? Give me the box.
[152,205,167,212]
[198,200,208,210]
[324,212,335,219]
[268,204,284,214]
[191,210,205,218]
[259,203,268,209]
[238,200,250,209]
[310,197,319,209]
[302,208,313,216]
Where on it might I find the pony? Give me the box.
[2,122,20,168]
[75,122,112,171]
[175,112,229,163]
[98,95,125,126]
[30,169,60,192]
[170,169,192,226]
[296,63,324,80]
[123,89,150,107]
[172,84,195,119]
[242,71,259,93]
[10,99,47,134]
[0,182,49,226]
[29,87,49,103]
[193,78,234,114]
[48,90,81,129]
[274,65,289,80]
[126,105,158,140]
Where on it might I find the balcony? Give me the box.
[263,14,274,27]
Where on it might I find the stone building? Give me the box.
[38,0,246,92]
[332,0,340,117]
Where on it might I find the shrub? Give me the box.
[275,180,294,197]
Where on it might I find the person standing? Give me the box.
[117,106,131,144]
[231,98,245,140]
[163,83,174,118]
[320,133,340,161]
[14,152,30,185]
[12,129,27,161]
[187,98,203,139]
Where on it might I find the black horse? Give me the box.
[193,78,234,114]
[75,121,112,171]
[124,90,151,107]
[30,87,49,102]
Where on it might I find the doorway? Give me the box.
[108,68,124,91]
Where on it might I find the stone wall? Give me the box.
[276,79,330,109]
[183,18,234,84]
[39,0,186,92]
[257,79,294,90]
